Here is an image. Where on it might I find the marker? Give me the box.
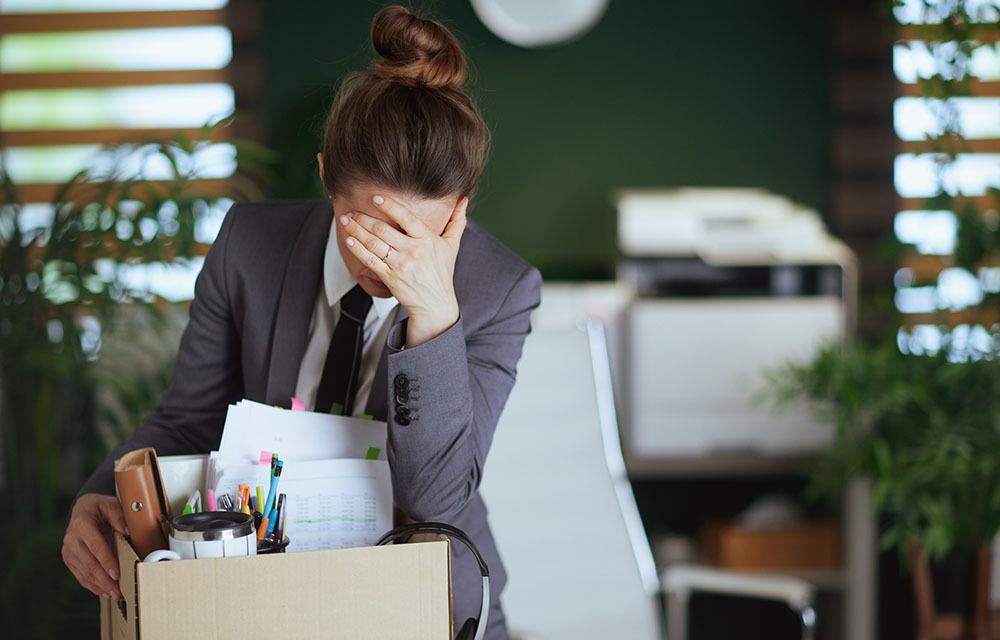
[238,485,251,515]
[257,515,269,542]
[206,489,216,513]
[256,486,265,517]
[264,461,284,535]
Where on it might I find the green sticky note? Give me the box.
[365,447,381,460]
[328,402,345,416]
[358,414,374,420]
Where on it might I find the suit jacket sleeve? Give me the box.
[383,263,542,521]
[75,207,244,499]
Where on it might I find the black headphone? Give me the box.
[376,521,490,640]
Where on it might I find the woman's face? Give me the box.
[330,181,459,298]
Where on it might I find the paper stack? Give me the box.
[207,400,393,553]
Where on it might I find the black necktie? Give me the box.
[314,284,373,415]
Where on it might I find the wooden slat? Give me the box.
[900,254,1000,279]
[899,80,1000,97]
[898,195,999,211]
[899,25,1000,44]
[902,138,1000,154]
[900,254,956,280]
[22,239,210,268]
[902,308,1000,327]
[14,179,236,204]
[1,68,228,91]
[2,127,231,147]
[0,10,225,34]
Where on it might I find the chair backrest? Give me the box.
[479,320,661,640]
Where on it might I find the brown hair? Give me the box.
[320,5,488,200]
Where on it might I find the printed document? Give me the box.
[218,399,386,461]
[208,455,392,552]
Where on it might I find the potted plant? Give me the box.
[769,335,1000,636]
[0,117,271,636]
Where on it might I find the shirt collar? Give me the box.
[323,218,398,321]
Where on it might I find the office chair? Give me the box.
[479,319,661,639]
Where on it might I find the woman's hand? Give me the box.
[341,193,468,347]
[63,493,129,601]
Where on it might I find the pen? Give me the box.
[271,453,278,481]
[264,461,284,535]
[218,493,233,511]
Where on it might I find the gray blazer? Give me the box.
[77,199,542,630]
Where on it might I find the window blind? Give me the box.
[0,0,260,300]
[892,0,1000,356]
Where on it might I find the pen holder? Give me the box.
[257,535,290,554]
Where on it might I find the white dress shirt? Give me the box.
[294,221,398,414]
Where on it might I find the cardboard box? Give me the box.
[101,531,452,639]
[701,522,840,571]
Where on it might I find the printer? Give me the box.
[616,188,856,461]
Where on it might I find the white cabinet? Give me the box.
[625,296,842,458]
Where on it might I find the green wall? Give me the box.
[260,0,831,278]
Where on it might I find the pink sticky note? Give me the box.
[291,397,305,412]
[259,451,272,465]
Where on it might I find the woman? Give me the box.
[62,6,541,638]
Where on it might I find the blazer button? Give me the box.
[395,406,411,418]
[395,392,410,405]
[396,416,411,426]
[394,374,410,390]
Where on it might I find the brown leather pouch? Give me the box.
[114,447,172,559]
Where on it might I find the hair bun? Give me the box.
[371,5,465,89]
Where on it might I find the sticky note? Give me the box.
[365,447,381,460]
[291,397,305,412]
